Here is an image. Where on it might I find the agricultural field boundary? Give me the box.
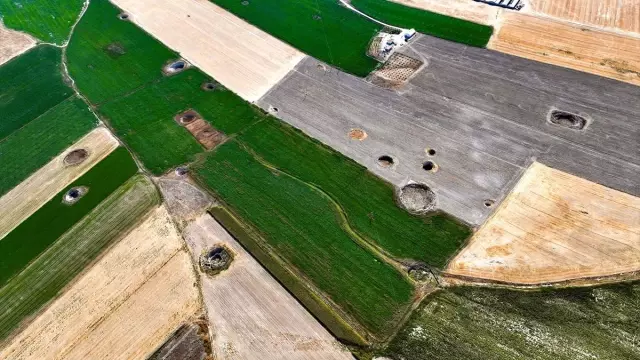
[0,23,36,65]
[0,175,159,343]
[0,127,118,240]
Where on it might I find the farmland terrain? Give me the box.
[0,23,35,65]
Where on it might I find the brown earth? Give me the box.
[391,0,499,25]
[185,119,227,150]
[489,12,640,86]
[445,162,640,285]
[0,24,36,66]
[156,176,214,228]
[348,129,367,141]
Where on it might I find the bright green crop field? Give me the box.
[0,45,74,139]
[0,96,96,196]
[194,141,414,337]
[0,175,158,341]
[0,147,138,287]
[382,283,640,360]
[239,119,471,267]
[0,0,84,43]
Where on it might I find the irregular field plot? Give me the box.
[0,0,84,43]
[447,162,640,285]
[0,206,200,359]
[193,140,414,337]
[238,120,471,268]
[0,147,138,286]
[0,175,159,342]
[0,23,36,65]
[389,0,499,26]
[382,283,640,360]
[183,214,353,359]
[351,0,493,47]
[0,96,97,197]
[0,45,74,139]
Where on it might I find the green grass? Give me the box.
[66,0,177,104]
[0,96,96,196]
[194,141,414,336]
[0,45,73,139]
[238,119,471,267]
[0,147,138,287]
[98,70,263,174]
[0,175,159,341]
[383,283,640,360]
[351,0,493,47]
[0,0,84,43]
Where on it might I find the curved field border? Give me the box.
[0,24,36,66]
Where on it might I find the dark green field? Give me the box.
[0,45,74,139]
[351,0,492,47]
[382,283,640,360]
[239,119,471,267]
[0,96,96,196]
[0,0,84,43]
[0,147,137,287]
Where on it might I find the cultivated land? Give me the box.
[0,127,118,240]
[527,0,640,34]
[389,0,499,26]
[490,12,640,86]
[183,214,353,359]
[110,0,306,102]
[446,162,640,285]
[0,24,36,65]
[0,175,159,342]
[0,205,200,360]
[382,283,640,360]
[0,0,84,43]
[0,147,137,286]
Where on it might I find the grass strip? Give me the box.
[210,206,368,346]
[0,175,159,341]
[0,45,73,139]
[194,141,414,337]
[0,0,84,43]
[238,119,471,267]
[0,96,96,196]
[0,147,138,287]
[383,283,640,360]
[351,0,493,47]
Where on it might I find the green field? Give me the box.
[0,96,96,196]
[351,0,493,47]
[0,0,84,43]
[0,45,74,139]
[0,147,138,287]
[0,175,159,341]
[194,141,414,337]
[382,283,640,360]
[239,119,471,267]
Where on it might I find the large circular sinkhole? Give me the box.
[397,183,437,214]
[175,110,201,125]
[199,245,233,276]
[377,155,395,168]
[549,110,587,130]
[64,149,89,166]
[164,59,189,75]
[62,186,88,205]
[175,167,189,176]
[422,160,438,172]
[408,264,435,282]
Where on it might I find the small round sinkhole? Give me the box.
[422,161,438,172]
[268,105,279,114]
[241,0,249,5]
[118,13,129,20]
[348,128,367,141]
[171,61,185,70]
[181,113,197,124]
[549,110,588,130]
[62,186,88,205]
[164,59,189,74]
[397,183,437,214]
[483,199,495,208]
[377,155,394,168]
[64,149,89,166]
[201,82,218,91]
[312,14,321,21]
[199,245,233,276]
[175,167,189,176]
[426,148,436,156]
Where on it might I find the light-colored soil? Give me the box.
[446,162,640,285]
[110,0,305,102]
[527,0,640,35]
[0,23,36,66]
[157,177,214,228]
[183,214,353,360]
[390,0,500,25]
[0,127,119,240]
[489,12,640,86]
[0,206,201,360]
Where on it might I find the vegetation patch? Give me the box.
[0,96,96,197]
[0,0,85,43]
[0,147,138,287]
[0,45,74,139]
[382,283,640,360]
[0,175,158,342]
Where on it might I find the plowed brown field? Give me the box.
[0,24,36,66]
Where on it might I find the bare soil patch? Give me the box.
[63,149,90,166]
[348,128,367,141]
[0,24,36,66]
[156,177,214,228]
[397,183,437,214]
[390,0,499,25]
[368,53,423,89]
[148,321,210,360]
[174,110,227,150]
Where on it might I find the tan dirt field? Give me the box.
[0,23,36,66]
[445,162,640,285]
[489,12,640,86]
[390,0,500,25]
[0,206,201,360]
[109,0,306,102]
[183,214,353,360]
[527,0,640,35]
[0,127,119,240]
